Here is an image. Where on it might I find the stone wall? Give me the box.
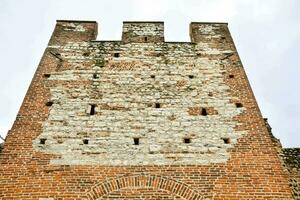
[281,148,300,199]
[0,20,293,199]
[122,22,164,43]
[33,26,246,165]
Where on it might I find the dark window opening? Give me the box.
[114,53,120,58]
[90,104,96,115]
[229,74,234,78]
[40,138,47,144]
[188,75,194,79]
[44,74,51,78]
[144,37,148,42]
[155,103,161,108]
[133,138,139,145]
[208,92,213,97]
[83,52,90,57]
[93,73,98,79]
[150,75,155,79]
[55,53,61,56]
[222,138,230,144]
[46,101,53,107]
[235,103,243,108]
[184,138,191,144]
[83,139,89,144]
[201,108,207,116]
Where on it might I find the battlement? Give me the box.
[122,21,164,43]
[49,20,230,44]
[49,20,98,45]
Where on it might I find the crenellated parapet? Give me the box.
[48,20,232,44]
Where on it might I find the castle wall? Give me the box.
[281,148,300,199]
[0,20,293,199]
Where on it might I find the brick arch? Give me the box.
[85,174,202,200]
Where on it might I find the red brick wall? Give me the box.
[0,20,293,200]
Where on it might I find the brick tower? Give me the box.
[0,20,295,199]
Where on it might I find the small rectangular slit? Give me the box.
[40,138,47,144]
[201,108,207,116]
[93,73,98,79]
[235,103,243,108]
[222,138,230,144]
[44,74,51,78]
[83,139,89,144]
[133,138,139,145]
[46,101,53,107]
[90,104,96,115]
[184,138,191,144]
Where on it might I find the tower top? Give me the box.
[50,20,229,44]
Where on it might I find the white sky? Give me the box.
[0,0,299,147]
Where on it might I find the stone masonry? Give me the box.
[281,148,300,199]
[33,22,245,166]
[0,20,296,199]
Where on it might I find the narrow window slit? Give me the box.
[235,103,243,108]
[83,139,89,144]
[201,108,207,116]
[155,103,161,108]
[83,52,90,57]
[44,74,51,78]
[46,101,53,107]
[93,73,98,79]
[114,53,120,58]
[222,138,230,144]
[90,104,96,115]
[133,138,139,145]
[184,138,191,144]
[40,138,47,144]
[144,37,148,42]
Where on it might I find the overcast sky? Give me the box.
[0,0,299,147]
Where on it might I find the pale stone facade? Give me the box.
[33,22,246,165]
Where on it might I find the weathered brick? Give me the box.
[0,20,295,199]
